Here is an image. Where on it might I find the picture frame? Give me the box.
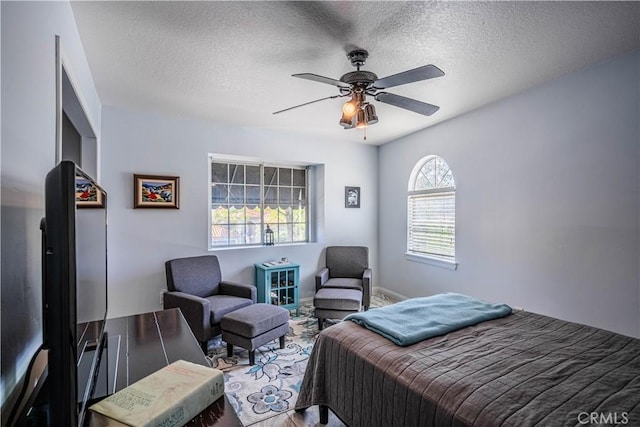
[133,174,180,209]
[345,186,361,208]
[76,176,105,208]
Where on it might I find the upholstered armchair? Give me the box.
[164,255,256,352]
[314,246,372,330]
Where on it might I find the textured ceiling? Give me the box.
[70,1,640,145]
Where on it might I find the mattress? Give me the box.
[295,310,640,427]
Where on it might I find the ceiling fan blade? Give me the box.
[374,92,440,116]
[373,64,444,90]
[273,95,343,115]
[293,73,351,88]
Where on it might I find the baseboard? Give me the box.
[300,287,408,306]
[373,286,408,302]
[299,296,314,305]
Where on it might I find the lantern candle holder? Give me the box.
[264,224,274,246]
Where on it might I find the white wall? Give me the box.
[100,106,378,318]
[1,0,101,412]
[378,49,640,338]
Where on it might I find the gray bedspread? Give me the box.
[295,310,640,427]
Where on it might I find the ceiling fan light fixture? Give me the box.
[343,95,358,115]
[276,49,444,136]
[355,108,367,129]
[342,98,358,117]
[339,112,355,129]
[364,103,378,125]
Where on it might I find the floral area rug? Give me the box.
[205,304,322,426]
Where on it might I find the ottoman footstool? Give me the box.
[221,303,290,365]
[313,288,362,331]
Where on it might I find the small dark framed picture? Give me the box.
[76,177,105,208]
[134,174,180,209]
[345,186,360,208]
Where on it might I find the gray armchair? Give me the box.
[164,255,256,352]
[314,246,372,330]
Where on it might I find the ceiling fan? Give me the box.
[273,49,444,131]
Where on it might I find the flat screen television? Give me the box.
[40,160,108,426]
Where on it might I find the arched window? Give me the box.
[407,155,456,262]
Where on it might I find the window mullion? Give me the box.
[242,172,247,246]
[305,167,309,242]
[260,163,265,245]
[226,163,231,246]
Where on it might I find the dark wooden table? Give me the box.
[88,308,241,427]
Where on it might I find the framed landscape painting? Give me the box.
[76,177,105,208]
[134,174,180,209]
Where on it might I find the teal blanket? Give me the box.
[344,293,512,346]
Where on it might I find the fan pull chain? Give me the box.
[363,125,367,141]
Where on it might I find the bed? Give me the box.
[295,304,640,426]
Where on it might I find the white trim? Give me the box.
[408,186,455,196]
[207,155,213,250]
[373,287,408,302]
[55,35,100,179]
[208,242,310,251]
[299,296,314,305]
[407,154,437,190]
[405,252,458,270]
[209,153,310,169]
[300,288,407,306]
[58,42,98,141]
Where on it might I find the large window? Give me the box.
[209,157,308,248]
[407,155,456,262]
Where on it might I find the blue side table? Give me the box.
[254,262,300,316]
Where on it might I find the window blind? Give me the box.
[408,191,455,259]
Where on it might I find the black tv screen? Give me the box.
[42,160,108,426]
